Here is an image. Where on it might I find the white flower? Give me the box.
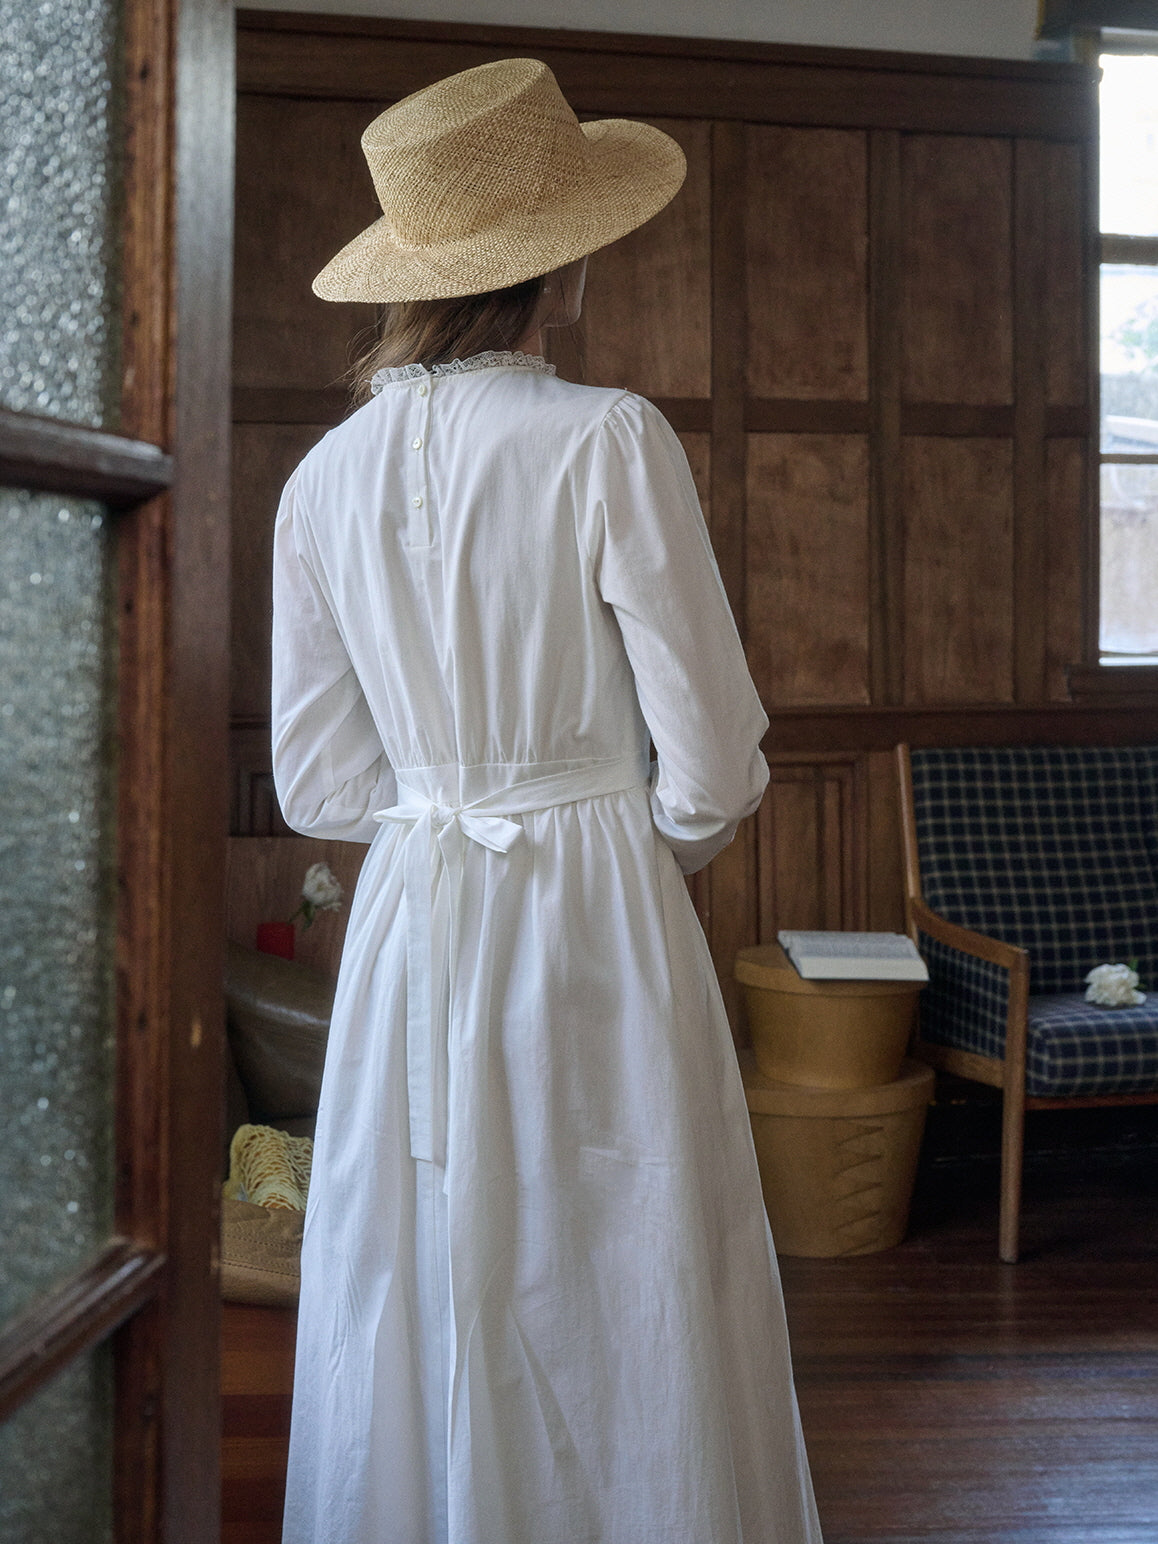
[302,862,343,912]
[1084,962,1146,1008]
[290,862,344,928]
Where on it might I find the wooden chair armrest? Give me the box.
[909,899,1029,975]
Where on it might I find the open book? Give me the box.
[777,930,929,982]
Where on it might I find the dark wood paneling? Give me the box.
[583,118,710,398]
[705,813,759,1038]
[1068,664,1158,705]
[233,387,348,424]
[864,750,906,932]
[234,94,379,393]
[756,756,864,939]
[1014,137,1050,704]
[746,400,870,432]
[1042,141,1088,409]
[747,433,871,707]
[902,404,1013,436]
[676,431,710,530]
[703,118,751,1032]
[868,129,904,707]
[902,437,1015,704]
[901,135,1014,407]
[231,719,289,838]
[708,120,748,632]
[236,14,1097,140]
[760,774,820,928]
[763,703,1158,754]
[232,423,328,721]
[896,406,1087,436]
[746,127,868,401]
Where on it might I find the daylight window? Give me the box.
[1099,50,1158,662]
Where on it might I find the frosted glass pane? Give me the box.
[1100,54,1158,238]
[0,489,115,1326]
[1100,266,1158,450]
[0,1343,112,1544]
[1100,462,1158,659]
[0,0,122,426]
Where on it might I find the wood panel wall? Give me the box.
[231,14,1158,1033]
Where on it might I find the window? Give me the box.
[0,0,231,1532]
[1099,48,1158,661]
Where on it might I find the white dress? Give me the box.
[271,351,822,1544]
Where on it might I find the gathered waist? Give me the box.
[378,753,649,820]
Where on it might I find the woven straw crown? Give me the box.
[313,58,687,303]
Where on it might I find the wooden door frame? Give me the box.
[0,0,233,1536]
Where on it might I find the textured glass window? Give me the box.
[0,488,115,1325]
[0,0,122,427]
[1100,54,1158,238]
[0,1343,113,1544]
[1101,462,1158,656]
[1,0,124,1521]
[1099,54,1158,662]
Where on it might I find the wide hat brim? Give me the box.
[312,117,686,304]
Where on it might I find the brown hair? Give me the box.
[348,274,546,404]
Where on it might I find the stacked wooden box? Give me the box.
[735,944,933,1256]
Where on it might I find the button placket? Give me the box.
[406,373,434,547]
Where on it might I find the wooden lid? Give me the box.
[734,942,924,998]
[739,1051,935,1117]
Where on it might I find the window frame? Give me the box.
[0,0,233,1535]
[1096,36,1158,663]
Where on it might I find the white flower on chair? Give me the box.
[1084,962,1146,1008]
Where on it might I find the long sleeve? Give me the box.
[270,468,397,841]
[590,394,769,874]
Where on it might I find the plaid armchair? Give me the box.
[897,744,1158,1261]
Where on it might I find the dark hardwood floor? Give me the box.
[780,1102,1158,1544]
[222,1099,1158,1543]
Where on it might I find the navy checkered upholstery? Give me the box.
[1025,995,1158,1097]
[910,746,1158,1097]
[917,930,1011,1061]
[910,746,1158,993]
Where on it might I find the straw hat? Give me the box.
[312,58,686,303]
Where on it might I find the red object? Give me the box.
[256,921,295,960]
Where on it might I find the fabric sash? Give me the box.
[372,755,645,1169]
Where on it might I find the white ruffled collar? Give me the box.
[371,350,556,392]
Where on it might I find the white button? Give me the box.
[412,496,423,508]
[411,437,423,450]
[417,383,428,396]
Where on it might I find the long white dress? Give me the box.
[271,351,822,1544]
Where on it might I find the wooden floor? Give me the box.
[780,1116,1158,1544]
[222,1112,1158,1544]
[222,1301,295,1544]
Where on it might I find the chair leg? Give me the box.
[998,1085,1025,1263]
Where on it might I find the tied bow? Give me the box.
[372,756,645,1177]
[374,788,525,1170]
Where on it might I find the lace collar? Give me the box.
[370,350,556,393]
